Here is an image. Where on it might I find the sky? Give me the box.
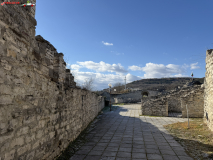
[35,0,213,90]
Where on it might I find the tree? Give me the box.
[113,82,124,93]
[82,77,95,91]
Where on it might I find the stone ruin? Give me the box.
[101,90,158,104]
[141,80,204,117]
[0,1,105,160]
[204,49,213,131]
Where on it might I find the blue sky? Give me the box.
[35,0,213,90]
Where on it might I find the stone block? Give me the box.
[13,86,25,94]
[7,49,17,58]
[38,120,46,128]
[0,84,12,94]
[0,95,13,104]
[32,141,40,149]
[23,115,36,125]
[36,130,44,139]
[10,136,24,148]
[17,126,29,136]
[26,151,35,160]
[0,122,8,135]
[1,59,12,70]
[4,149,16,160]
[25,134,36,143]
[14,78,23,85]
[17,143,31,156]
[49,131,55,139]
[0,140,10,153]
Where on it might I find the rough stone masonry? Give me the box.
[204,49,213,131]
[141,83,204,117]
[0,1,104,159]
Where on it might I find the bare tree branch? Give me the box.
[82,77,95,91]
[113,82,124,93]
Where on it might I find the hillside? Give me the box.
[100,77,204,93]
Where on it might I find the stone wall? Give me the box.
[0,1,105,160]
[159,86,192,113]
[141,83,204,117]
[141,97,168,116]
[113,91,142,103]
[181,86,204,118]
[113,90,158,104]
[167,95,181,112]
[101,90,159,104]
[204,49,213,130]
[167,90,190,112]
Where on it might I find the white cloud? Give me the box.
[70,64,81,71]
[128,65,142,71]
[102,41,113,46]
[76,61,127,73]
[73,71,141,90]
[128,63,188,78]
[70,61,193,90]
[174,74,188,77]
[190,62,200,70]
[126,73,142,83]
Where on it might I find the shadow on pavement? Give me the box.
[57,104,196,160]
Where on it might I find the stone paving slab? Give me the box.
[69,104,194,160]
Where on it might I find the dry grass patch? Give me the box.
[164,118,213,159]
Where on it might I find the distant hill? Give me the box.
[99,77,204,93]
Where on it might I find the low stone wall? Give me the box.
[112,90,158,104]
[114,97,139,103]
[181,86,204,118]
[0,2,105,160]
[167,89,192,112]
[114,97,124,103]
[167,94,181,112]
[141,84,204,117]
[204,49,213,131]
[141,97,168,116]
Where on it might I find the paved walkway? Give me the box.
[70,104,194,160]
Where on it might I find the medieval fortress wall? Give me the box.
[0,1,104,160]
[204,49,213,131]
